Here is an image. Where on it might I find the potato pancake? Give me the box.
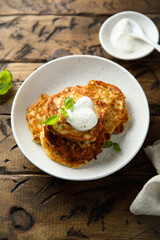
[26,94,50,143]
[45,86,107,142]
[87,80,129,134]
[40,125,106,168]
[26,80,129,168]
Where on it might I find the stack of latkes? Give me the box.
[26,80,129,168]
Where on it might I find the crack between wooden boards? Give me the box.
[0,173,156,177]
[0,13,159,17]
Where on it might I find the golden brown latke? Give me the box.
[87,80,129,134]
[27,80,129,168]
[26,94,50,143]
[45,86,107,142]
[40,125,106,168]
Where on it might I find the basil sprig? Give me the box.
[0,69,12,95]
[61,107,68,118]
[43,97,74,125]
[113,142,121,152]
[103,141,121,152]
[103,141,113,148]
[64,97,74,110]
[43,115,60,125]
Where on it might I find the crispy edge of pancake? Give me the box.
[26,94,50,143]
[40,125,106,168]
[87,80,129,134]
[113,111,130,134]
[45,86,107,142]
[40,130,89,168]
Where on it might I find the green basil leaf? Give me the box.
[103,141,121,152]
[64,97,74,110]
[113,142,122,152]
[103,141,113,148]
[43,115,60,125]
[0,69,12,95]
[61,107,68,118]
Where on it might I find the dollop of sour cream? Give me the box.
[110,18,135,53]
[66,97,98,131]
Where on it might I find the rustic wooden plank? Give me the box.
[0,113,158,175]
[0,0,160,15]
[0,175,160,239]
[0,15,159,62]
[0,62,42,87]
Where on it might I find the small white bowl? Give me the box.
[99,11,159,60]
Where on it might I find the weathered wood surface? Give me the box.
[0,0,160,15]
[0,0,160,239]
[0,15,159,62]
[0,175,160,240]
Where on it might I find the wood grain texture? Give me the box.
[0,0,160,15]
[0,15,159,62]
[0,175,160,240]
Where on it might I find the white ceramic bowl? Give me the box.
[11,55,149,181]
[99,11,159,60]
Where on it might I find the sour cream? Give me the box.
[110,18,135,53]
[66,97,98,131]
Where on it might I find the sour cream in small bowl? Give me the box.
[99,11,159,60]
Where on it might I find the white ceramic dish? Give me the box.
[99,11,159,60]
[11,55,149,181]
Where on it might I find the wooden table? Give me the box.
[0,1,160,239]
